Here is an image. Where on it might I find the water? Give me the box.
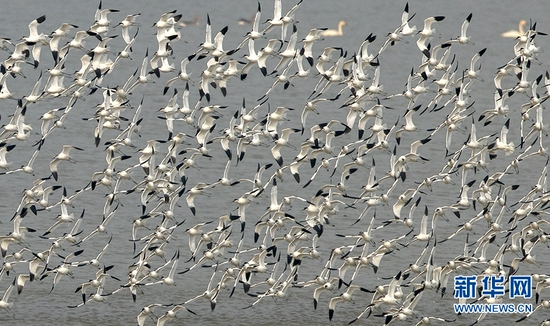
[0,1,550,325]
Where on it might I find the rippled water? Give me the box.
[1,1,550,325]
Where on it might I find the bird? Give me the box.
[163,55,194,95]
[49,22,78,63]
[49,145,84,181]
[41,249,84,293]
[489,118,515,157]
[145,250,180,286]
[22,15,48,68]
[463,47,487,81]
[15,274,30,295]
[0,143,15,171]
[320,21,346,37]
[0,278,15,318]
[118,13,141,43]
[78,204,119,243]
[271,128,300,167]
[126,48,152,95]
[395,104,422,144]
[447,13,473,44]
[416,16,445,51]
[270,23,299,75]
[179,14,200,27]
[502,19,528,38]
[0,3,549,326]
[156,304,196,326]
[186,183,212,216]
[137,303,165,326]
[262,0,303,41]
[236,2,262,49]
[328,284,371,321]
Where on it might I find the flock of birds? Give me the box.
[1,1,550,325]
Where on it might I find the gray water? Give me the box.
[0,1,550,325]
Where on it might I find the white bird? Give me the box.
[153,10,181,42]
[150,34,179,76]
[126,48,152,95]
[198,57,220,102]
[118,13,141,45]
[448,13,473,44]
[0,278,15,318]
[0,143,15,171]
[218,59,239,96]
[41,202,80,237]
[186,183,211,216]
[300,28,326,66]
[49,22,78,63]
[58,30,89,60]
[195,14,216,56]
[41,249,84,292]
[137,303,164,326]
[416,16,445,51]
[210,24,232,60]
[50,145,83,181]
[262,0,302,41]
[392,188,417,220]
[240,38,263,80]
[145,250,180,286]
[15,274,30,295]
[395,104,421,144]
[90,2,119,36]
[0,214,35,257]
[237,2,263,50]
[271,127,300,166]
[350,271,404,323]
[156,304,196,326]
[23,71,45,105]
[406,205,432,245]
[163,55,194,95]
[367,65,384,95]
[489,118,514,157]
[315,46,340,75]
[400,3,417,37]
[271,23,299,75]
[328,284,370,321]
[320,21,346,37]
[3,41,29,70]
[392,139,431,180]
[522,105,547,147]
[502,19,527,38]
[23,15,48,68]
[463,47,487,81]
[79,204,119,243]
